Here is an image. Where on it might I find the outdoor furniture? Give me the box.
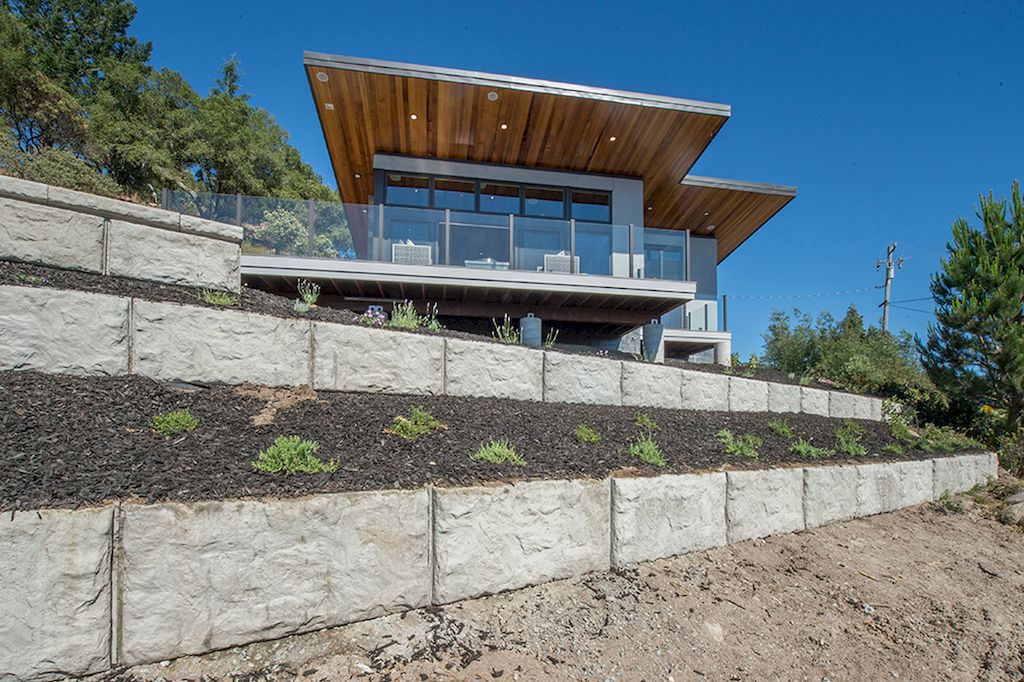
[464,258,510,271]
[392,242,432,266]
[543,252,580,274]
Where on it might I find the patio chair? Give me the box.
[543,252,580,274]
[392,241,433,266]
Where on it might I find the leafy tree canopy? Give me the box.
[0,0,333,201]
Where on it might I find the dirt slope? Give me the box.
[97,495,1024,682]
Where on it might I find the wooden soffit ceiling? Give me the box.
[304,52,730,210]
[663,176,797,263]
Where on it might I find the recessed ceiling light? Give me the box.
[707,224,717,232]
[316,72,328,82]
[487,91,499,101]
[500,123,508,130]
[608,136,617,142]
[323,102,334,110]
[703,211,710,216]
[354,173,361,179]
[647,206,653,211]
[409,113,418,120]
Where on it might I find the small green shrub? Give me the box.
[389,300,422,330]
[634,411,658,431]
[151,408,198,436]
[388,300,443,332]
[768,420,795,439]
[914,424,983,453]
[883,442,905,455]
[716,430,762,459]
[252,436,337,474]
[888,413,916,442]
[15,273,46,286]
[491,314,521,344]
[198,288,240,306]
[835,420,867,457]
[998,429,1024,478]
[789,438,833,458]
[934,491,964,514]
[385,406,447,440]
[544,328,559,348]
[575,423,601,444]
[471,439,525,466]
[293,279,320,314]
[629,434,666,467]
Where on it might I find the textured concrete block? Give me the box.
[856,462,904,516]
[897,459,935,507]
[768,382,802,413]
[0,196,104,272]
[120,490,430,665]
[933,455,978,497]
[48,184,180,232]
[313,323,443,395]
[106,220,240,292]
[726,468,804,542]
[611,473,726,565]
[0,505,113,680]
[728,376,769,412]
[0,286,129,376]
[869,397,884,422]
[133,300,308,386]
[444,338,543,401]
[621,362,683,409]
[800,386,830,417]
[179,213,244,242]
[433,479,610,603]
[803,465,858,528]
[829,391,872,420]
[680,369,729,411]
[543,353,621,406]
[0,174,49,201]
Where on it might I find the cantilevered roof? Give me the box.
[656,175,798,263]
[304,52,794,263]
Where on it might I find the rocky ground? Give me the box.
[90,481,1024,682]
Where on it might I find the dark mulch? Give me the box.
[0,370,969,512]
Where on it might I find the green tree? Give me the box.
[920,181,1024,429]
[87,60,200,195]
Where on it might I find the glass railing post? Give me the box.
[569,218,576,274]
[685,229,691,281]
[444,208,451,266]
[628,224,635,278]
[508,214,515,269]
[306,199,315,256]
[376,204,385,262]
[235,193,242,226]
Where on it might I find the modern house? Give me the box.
[240,52,796,363]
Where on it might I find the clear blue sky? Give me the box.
[132,0,1023,357]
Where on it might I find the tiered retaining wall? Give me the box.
[0,284,884,418]
[0,453,996,680]
[0,176,242,292]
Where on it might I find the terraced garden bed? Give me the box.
[0,370,974,512]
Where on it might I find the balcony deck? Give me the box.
[241,254,694,333]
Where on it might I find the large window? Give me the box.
[381,171,611,222]
[433,178,475,211]
[385,174,429,207]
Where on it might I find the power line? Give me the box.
[890,296,933,304]
[890,304,934,314]
[728,285,883,301]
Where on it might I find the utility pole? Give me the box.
[876,242,903,332]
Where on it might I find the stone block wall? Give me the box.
[0,176,241,292]
[0,452,998,680]
[0,283,887,418]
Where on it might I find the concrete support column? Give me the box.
[714,338,732,366]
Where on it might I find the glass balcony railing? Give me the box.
[164,191,688,281]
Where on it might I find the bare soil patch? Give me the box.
[92,489,1024,681]
[1,370,968,512]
